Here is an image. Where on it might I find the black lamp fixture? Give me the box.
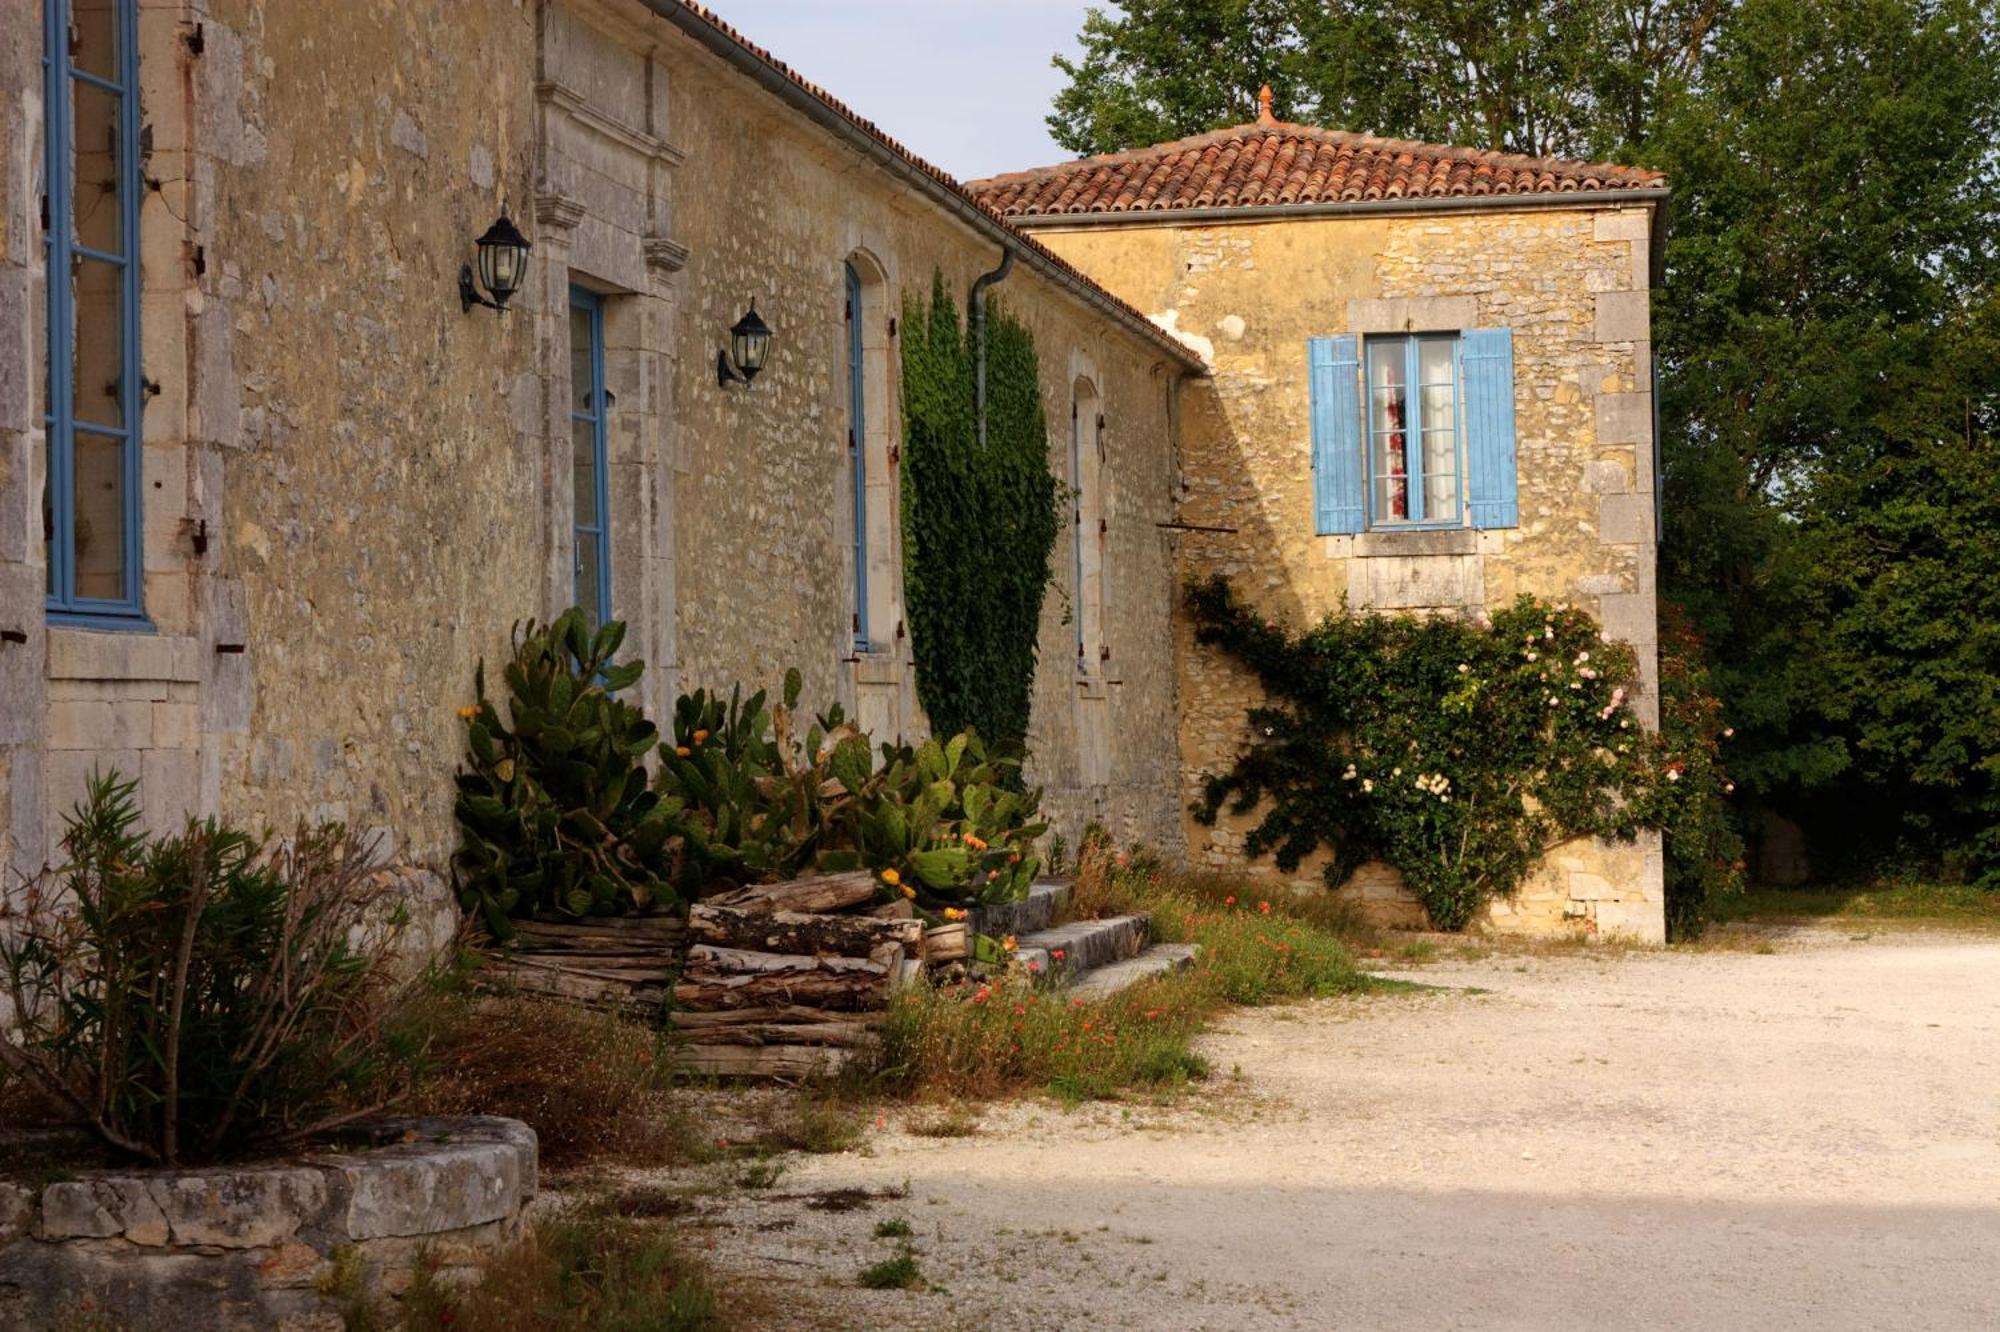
[716,299,772,387]
[459,210,532,313]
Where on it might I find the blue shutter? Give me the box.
[1309,336,1364,534]
[1462,328,1518,529]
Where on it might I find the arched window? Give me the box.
[1070,377,1104,674]
[844,254,894,652]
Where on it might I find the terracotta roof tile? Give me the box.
[967,121,1665,219]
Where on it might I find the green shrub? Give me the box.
[453,611,679,936]
[654,669,869,894]
[0,775,417,1166]
[657,669,1044,910]
[1656,603,1746,939]
[1186,576,1687,930]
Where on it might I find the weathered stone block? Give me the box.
[1594,391,1652,447]
[46,631,200,684]
[1594,290,1651,344]
[1348,555,1483,611]
[1597,493,1651,546]
[1347,295,1480,333]
[1582,459,1631,494]
[1592,210,1650,243]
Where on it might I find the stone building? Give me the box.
[3,6,1666,938]
[970,89,1670,939]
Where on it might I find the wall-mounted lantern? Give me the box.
[716,299,772,387]
[459,211,532,313]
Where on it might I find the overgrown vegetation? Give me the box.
[876,837,1374,1102]
[899,273,1064,750]
[457,637,1049,923]
[1049,0,2000,891]
[1656,603,1745,937]
[397,1201,726,1332]
[656,669,1047,909]
[0,775,419,1166]
[404,993,697,1169]
[1186,578,1708,930]
[454,611,677,937]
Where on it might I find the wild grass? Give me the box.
[875,843,1377,1103]
[1710,880,2000,928]
[404,992,705,1169]
[856,1249,925,1290]
[397,1200,727,1332]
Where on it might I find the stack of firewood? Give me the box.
[670,869,926,1077]
[481,915,687,1014]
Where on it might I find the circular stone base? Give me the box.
[0,1116,537,1330]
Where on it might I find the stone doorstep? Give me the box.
[1014,914,1149,980]
[1069,944,1201,1000]
[969,879,1068,940]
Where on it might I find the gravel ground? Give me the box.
[662,926,2000,1330]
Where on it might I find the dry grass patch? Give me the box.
[406,993,702,1170]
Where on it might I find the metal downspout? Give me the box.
[971,247,1016,447]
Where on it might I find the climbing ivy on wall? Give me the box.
[900,274,1062,751]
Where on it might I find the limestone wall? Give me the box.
[0,0,1191,885]
[1030,207,1665,940]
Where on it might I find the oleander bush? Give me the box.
[0,775,419,1166]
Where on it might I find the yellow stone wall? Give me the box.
[1030,207,1666,940]
[0,0,1191,883]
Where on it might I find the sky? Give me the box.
[700,0,1100,182]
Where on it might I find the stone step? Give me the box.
[1014,914,1149,979]
[970,879,1068,940]
[1068,943,1201,1000]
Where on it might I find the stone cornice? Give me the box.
[535,80,688,167]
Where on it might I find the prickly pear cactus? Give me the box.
[452,610,679,937]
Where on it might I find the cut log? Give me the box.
[893,958,925,989]
[509,917,685,952]
[683,945,887,977]
[674,1021,878,1047]
[706,870,878,915]
[672,969,886,1013]
[669,1006,879,1029]
[687,905,921,958]
[867,900,914,921]
[483,960,668,1011]
[923,922,970,962]
[677,1044,862,1079]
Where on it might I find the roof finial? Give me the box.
[1256,84,1277,126]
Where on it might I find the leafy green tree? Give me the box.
[1048,0,1721,159]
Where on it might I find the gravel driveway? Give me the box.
[690,927,2000,1330]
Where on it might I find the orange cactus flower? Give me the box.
[943,907,967,921]
[901,883,916,899]
[675,745,691,758]
[880,867,901,886]
[1002,934,1018,952]
[693,729,710,744]
[456,705,479,719]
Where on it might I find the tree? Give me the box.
[1050,0,2000,883]
[1048,0,1724,160]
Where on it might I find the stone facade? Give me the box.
[2,1,1665,939]
[0,1117,537,1329]
[1027,206,1667,940]
[0,0,1199,892]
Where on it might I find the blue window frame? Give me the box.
[43,0,146,624]
[568,288,612,628]
[1363,333,1465,528]
[1070,394,1086,668]
[845,262,869,650]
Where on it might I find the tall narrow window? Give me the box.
[569,287,611,627]
[43,0,144,620]
[845,261,869,650]
[1070,377,1103,674]
[1364,334,1462,526]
